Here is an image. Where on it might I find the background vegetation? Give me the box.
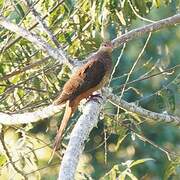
[0,0,180,179]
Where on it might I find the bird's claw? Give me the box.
[86,94,103,103]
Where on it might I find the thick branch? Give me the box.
[103,88,180,126]
[58,97,103,180]
[0,105,63,125]
[0,16,73,68]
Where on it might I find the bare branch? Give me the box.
[119,32,152,100]
[0,105,63,125]
[103,88,180,126]
[58,97,103,180]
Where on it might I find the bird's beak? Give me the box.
[109,42,114,49]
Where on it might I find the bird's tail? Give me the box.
[49,100,74,163]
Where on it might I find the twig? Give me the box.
[109,43,126,85]
[107,113,177,159]
[1,13,180,68]
[0,13,180,179]
[111,64,180,91]
[119,64,180,89]
[25,161,60,176]
[128,0,155,23]
[119,32,152,100]
[24,0,70,68]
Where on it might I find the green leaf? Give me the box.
[154,0,161,8]
[173,73,180,93]
[115,134,127,151]
[0,65,4,75]
[0,0,3,8]
[102,164,124,179]
[164,158,180,180]
[130,158,154,168]
[0,154,7,166]
[155,94,165,112]
[14,2,25,19]
[11,74,20,84]
[17,88,25,98]
[118,172,127,180]
[33,77,41,88]
[64,0,75,14]
[146,1,153,10]
[8,1,25,24]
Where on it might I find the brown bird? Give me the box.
[52,41,113,154]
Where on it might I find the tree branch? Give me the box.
[58,86,180,179]
[58,97,103,180]
[0,105,63,125]
[0,86,179,125]
[112,13,180,47]
[103,88,180,126]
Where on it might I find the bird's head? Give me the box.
[99,41,113,53]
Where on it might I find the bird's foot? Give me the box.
[86,94,103,103]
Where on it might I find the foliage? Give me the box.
[0,0,180,179]
[102,158,154,180]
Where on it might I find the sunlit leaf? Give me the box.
[115,134,128,151]
[0,154,7,166]
[154,0,161,8]
[130,158,154,168]
[116,10,126,26]
[14,1,25,19]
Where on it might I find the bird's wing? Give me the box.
[58,59,106,103]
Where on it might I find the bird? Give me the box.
[52,41,113,155]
